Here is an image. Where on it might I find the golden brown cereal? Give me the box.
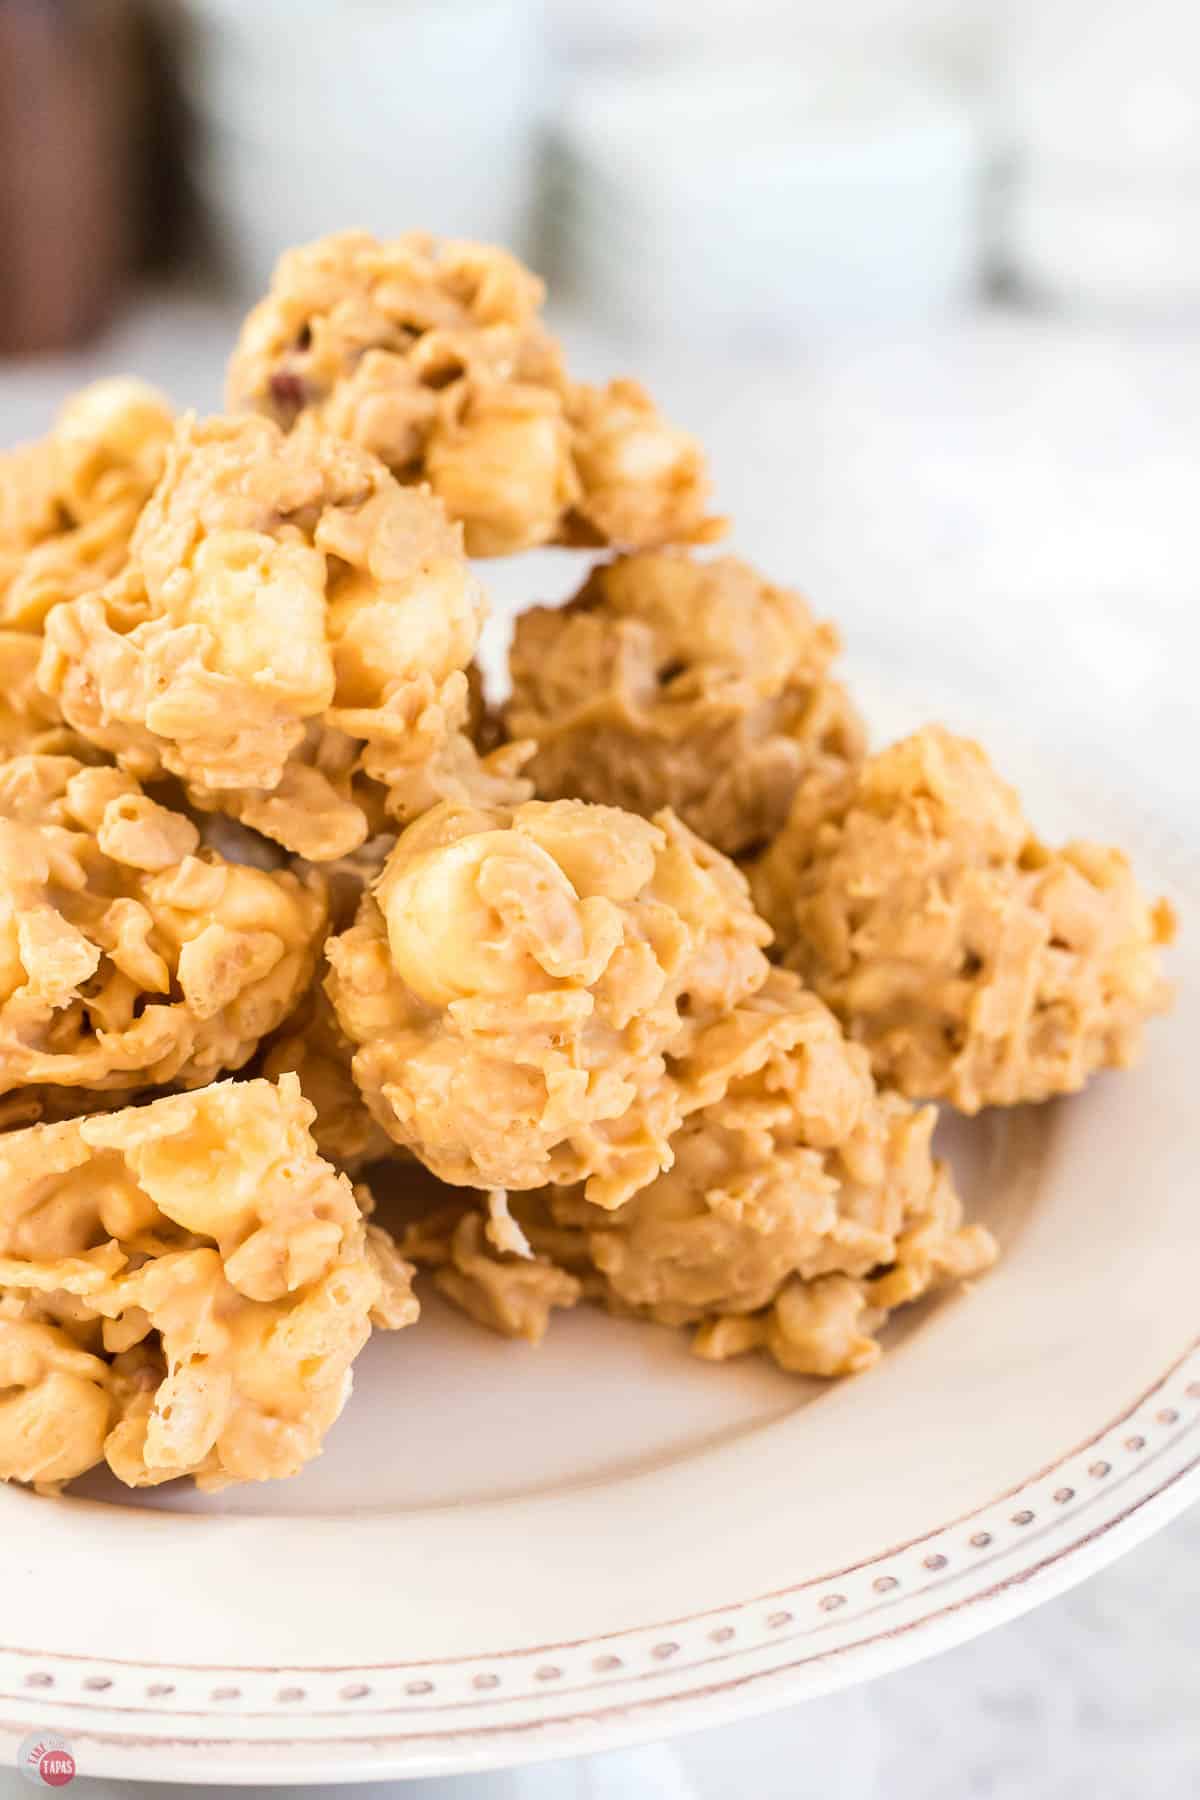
[38,413,515,859]
[294,831,394,931]
[263,988,392,1173]
[0,1077,416,1492]
[403,1200,582,1345]
[326,796,772,1206]
[0,1312,115,1487]
[0,632,75,757]
[508,551,866,856]
[257,831,398,1171]
[402,969,994,1377]
[0,379,174,630]
[257,829,397,1172]
[753,725,1175,1111]
[0,754,327,1109]
[227,231,718,556]
[563,379,718,553]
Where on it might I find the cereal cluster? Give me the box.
[326,798,771,1205]
[0,379,175,631]
[0,230,1173,1493]
[752,726,1175,1111]
[0,755,325,1118]
[0,1078,414,1491]
[508,551,866,856]
[227,232,719,556]
[401,969,996,1375]
[38,412,517,861]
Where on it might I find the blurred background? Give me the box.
[5,0,1200,338]
[0,2,1197,1796]
[0,0,1196,727]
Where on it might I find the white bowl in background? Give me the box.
[549,58,983,337]
[179,0,549,295]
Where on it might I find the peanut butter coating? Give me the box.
[0,754,327,1110]
[228,232,718,557]
[0,1077,416,1492]
[753,725,1175,1110]
[327,796,772,1206]
[508,551,865,856]
[403,969,995,1376]
[38,412,515,860]
[0,378,174,631]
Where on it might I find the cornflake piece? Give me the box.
[0,632,74,757]
[0,755,326,1108]
[227,231,719,556]
[402,970,995,1378]
[752,725,1175,1111]
[0,1313,114,1487]
[39,413,517,860]
[0,1077,416,1492]
[508,551,866,857]
[326,796,772,1206]
[404,1204,581,1345]
[261,834,395,1172]
[0,379,174,630]
[263,989,392,1174]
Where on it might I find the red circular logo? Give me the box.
[17,1733,76,1789]
[36,1750,75,1789]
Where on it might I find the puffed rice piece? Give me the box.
[0,1076,417,1492]
[0,379,174,630]
[752,724,1175,1110]
[508,551,866,857]
[0,754,327,1108]
[38,412,516,859]
[226,232,719,556]
[326,796,772,1206]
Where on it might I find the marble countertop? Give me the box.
[1,291,1196,1799]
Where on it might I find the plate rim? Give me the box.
[2,1334,1197,1783]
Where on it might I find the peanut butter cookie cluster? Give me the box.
[0,632,71,757]
[507,551,866,856]
[752,726,1175,1111]
[0,1078,414,1492]
[326,797,772,1205]
[227,232,718,556]
[0,754,326,1118]
[400,968,995,1376]
[0,379,174,631]
[0,228,1174,1495]
[39,412,519,861]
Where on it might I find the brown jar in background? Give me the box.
[0,0,145,353]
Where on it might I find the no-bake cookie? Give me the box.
[0,631,73,758]
[227,232,718,556]
[326,796,772,1206]
[0,378,174,630]
[402,969,995,1374]
[0,1076,416,1492]
[752,725,1175,1110]
[38,412,521,859]
[508,551,865,856]
[0,754,326,1112]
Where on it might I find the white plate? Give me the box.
[1,666,1196,1786]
